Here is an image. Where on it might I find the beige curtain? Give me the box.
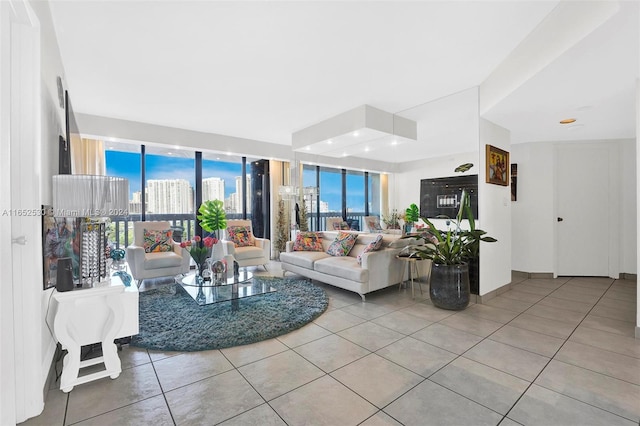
[71,137,106,175]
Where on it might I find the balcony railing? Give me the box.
[110,211,376,249]
[110,213,247,249]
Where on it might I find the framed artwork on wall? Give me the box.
[486,145,509,186]
[511,163,518,201]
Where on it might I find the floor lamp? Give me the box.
[52,175,129,286]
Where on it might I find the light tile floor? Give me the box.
[22,264,640,426]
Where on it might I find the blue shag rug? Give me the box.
[130,276,328,352]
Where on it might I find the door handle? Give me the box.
[12,236,27,245]
[557,217,564,222]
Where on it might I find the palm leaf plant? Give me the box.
[197,199,227,239]
[404,203,420,226]
[413,189,496,265]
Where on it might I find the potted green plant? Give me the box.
[411,183,496,310]
[197,199,227,239]
[197,199,227,260]
[404,203,420,233]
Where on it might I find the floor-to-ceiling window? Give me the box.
[202,154,248,219]
[302,163,381,231]
[104,140,266,247]
[346,170,365,230]
[105,141,141,246]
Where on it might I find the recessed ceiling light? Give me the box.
[391,140,398,146]
[364,147,370,152]
[559,118,577,124]
[305,146,311,151]
[353,131,359,137]
[327,140,333,144]
[167,152,173,155]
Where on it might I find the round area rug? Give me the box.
[130,276,328,352]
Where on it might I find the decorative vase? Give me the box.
[209,241,224,262]
[429,263,470,310]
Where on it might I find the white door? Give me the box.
[556,144,610,276]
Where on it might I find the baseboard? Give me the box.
[476,281,514,304]
[620,273,637,281]
[636,326,640,340]
[512,270,554,279]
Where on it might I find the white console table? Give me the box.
[51,275,139,392]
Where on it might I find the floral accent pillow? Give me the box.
[226,226,255,247]
[326,232,358,256]
[357,234,384,264]
[366,218,383,232]
[293,232,323,251]
[332,221,351,230]
[143,229,173,253]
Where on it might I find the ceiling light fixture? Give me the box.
[292,105,417,159]
[559,118,577,124]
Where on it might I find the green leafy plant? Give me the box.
[383,209,401,229]
[404,203,420,224]
[197,199,227,239]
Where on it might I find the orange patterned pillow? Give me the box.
[292,232,323,251]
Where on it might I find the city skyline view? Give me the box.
[106,150,371,213]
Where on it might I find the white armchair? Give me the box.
[126,221,191,285]
[222,219,270,270]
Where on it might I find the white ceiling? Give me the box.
[49,1,638,164]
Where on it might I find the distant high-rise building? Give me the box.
[308,198,329,213]
[233,175,252,214]
[203,177,225,203]
[128,190,145,214]
[147,179,193,214]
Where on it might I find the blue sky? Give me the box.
[106,151,366,211]
[106,151,242,199]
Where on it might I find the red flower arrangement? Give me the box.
[180,235,218,266]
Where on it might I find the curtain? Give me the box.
[71,137,105,175]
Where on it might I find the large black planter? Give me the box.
[429,263,470,310]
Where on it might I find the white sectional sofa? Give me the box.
[280,231,418,301]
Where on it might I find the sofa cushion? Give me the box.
[143,229,173,253]
[293,232,323,251]
[143,251,182,268]
[280,251,330,269]
[226,226,255,247]
[314,257,368,283]
[357,234,384,264]
[326,232,358,256]
[233,245,265,261]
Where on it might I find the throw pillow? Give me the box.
[357,234,384,264]
[143,229,173,253]
[332,221,350,230]
[293,232,324,251]
[226,226,255,247]
[326,231,358,256]
[366,218,383,232]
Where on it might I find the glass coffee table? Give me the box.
[179,269,276,306]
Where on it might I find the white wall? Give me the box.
[478,119,512,294]
[510,142,556,273]
[511,139,636,277]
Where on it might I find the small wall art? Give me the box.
[486,145,509,186]
[511,163,518,201]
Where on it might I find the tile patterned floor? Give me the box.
[22,265,640,426]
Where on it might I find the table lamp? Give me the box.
[52,175,129,286]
